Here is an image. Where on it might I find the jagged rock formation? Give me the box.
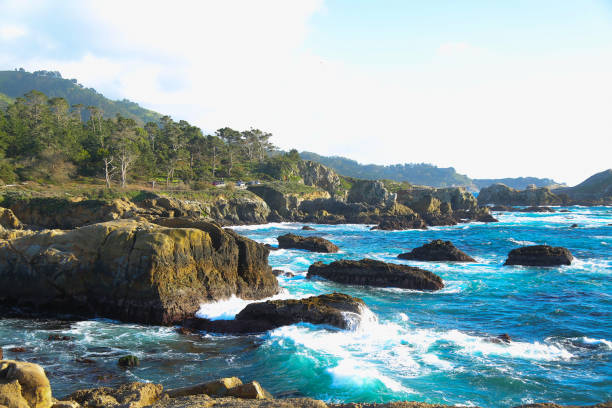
[398,240,475,262]
[277,233,339,253]
[0,218,278,324]
[347,180,394,207]
[504,245,573,266]
[307,259,444,291]
[183,293,366,333]
[297,160,343,195]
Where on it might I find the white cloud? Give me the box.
[0,0,610,185]
[0,24,27,41]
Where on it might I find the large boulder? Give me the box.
[0,208,21,230]
[67,382,163,408]
[183,293,367,334]
[504,245,573,266]
[0,218,278,325]
[347,180,393,207]
[398,240,475,262]
[277,234,339,253]
[0,360,52,408]
[307,259,444,291]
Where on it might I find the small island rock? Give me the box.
[504,245,573,266]
[398,240,475,262]
[277,233,339,253]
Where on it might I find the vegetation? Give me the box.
[0,69,161,124]
[300,151,474,188]
[0,88,294,189]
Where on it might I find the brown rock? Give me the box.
[164,377,243,398]
[0,360,53,408]
[226,381,271,400]
[277,234,339,253]
[67,382,162,408]
[307,259,444,291]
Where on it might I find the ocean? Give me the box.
[1,207,611,406]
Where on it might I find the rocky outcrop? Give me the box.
[347,180,394,207]
[398,186,478,212]
[0,360,53,408]
[248,185,330,220]
[307,259,444,291]
[183,293,367,333]
[552,169,612,203]
[478,184,563,206]
[277,233,339,253]
[504,245,573,266]
[67,382,163,408]
[398,240,475,262]
[0,208,22,230]
[297,161,342,196]
[0,218,278,325]
[373,214,427,230]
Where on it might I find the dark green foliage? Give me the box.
[0,70,161,124]
[300,151,474,188]
[0,88,280,187]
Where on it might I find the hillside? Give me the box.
[553,168,612,201]
[300,151,475,189]
[0,69,162,124]
[0,91,12,110]
[473,177,563,190]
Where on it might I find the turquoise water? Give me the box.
[1,207,611,406]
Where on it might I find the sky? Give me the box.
[0,0,611,185]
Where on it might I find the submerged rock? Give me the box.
[504,245,573,266]
[307,259,444,291]
[0,218,278,325]
[398,240,475,262]
[518,206,555,213]
[277,233,339,253]
[183,293,367,334]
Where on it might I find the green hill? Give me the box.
[0,91,13,110]
[300,151,475,189]
[0,69,162,124]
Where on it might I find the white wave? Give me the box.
[580,336,612,349]
[508,238,537,246]
[421,353,454,370]
[326,358,413,393]
[196,289,296,320]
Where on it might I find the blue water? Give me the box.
[1,207,611,406]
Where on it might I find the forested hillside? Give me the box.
[0,69,162,124]
[0,89,297,188]
[300,151,475,189]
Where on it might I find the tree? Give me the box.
[216,127,242,177]
[111,116,141,188]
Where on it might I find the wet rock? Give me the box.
[47,335,72,341]
[67,382,162,408]
[504,245,573,266]
[570,224,579,228]
[398,240,475,262]
[176,327,195,336]
[373,214,427,231]
[498,333,512,343]
[75,358,95,365]
[118,356,139,368]
[183,293,367,334]
[0,218,278,325]
[0,360,53,408]
[165,377,243,398]
[518,206,555,213]
[8,348,26,353]
[559,209,571,213]
[307,259,444,291]
[301,226,316,231]
[277,233,339,253]
[272,270,295,278]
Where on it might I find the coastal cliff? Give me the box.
[0,218,278,325]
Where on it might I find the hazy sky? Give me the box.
[1,0,611,185]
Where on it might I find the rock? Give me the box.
[570,224,579,228]
[183,293,367,334]
[165,377,243,398]
[374,214,427,230]
[297,161,342,195]
[498,333,512,343]
[307,259,444,291]
[272,270,294,278]
[118,356,139,368]
[264,244,279,251]
[398,240,475,262]
[47,335,72,341]
[67,382,162,408]
[277,234,339,253]
[347,180,392,207]
[397,186,479,212]
[74,358,95,365]
[0,208,22,230]
[504,245,573,266]
[0,360,53,408]
[518,206,555,213]
[559,209,571,213]
[301,226,316,231]
[176,327,195,335]
[0,218,278,325]
[490,205,513,212]
[0,380,30,408]
[8,349,26,353]
[226,382,272,400]
[478,184,563,206]
[50,401,80,408]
